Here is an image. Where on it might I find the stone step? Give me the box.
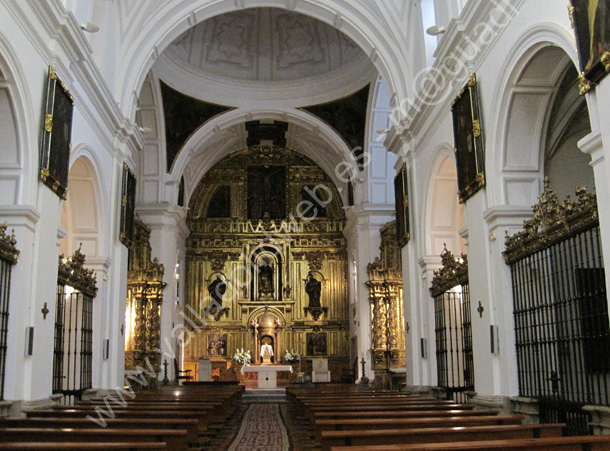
[242,389,287,404]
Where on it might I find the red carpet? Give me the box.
[228,403,290,451]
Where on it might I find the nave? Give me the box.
[2,382,610,450]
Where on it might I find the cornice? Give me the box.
[18,0,141,158]
[0,205,41,233]
[136,203,189,238]
[403,0,526,146]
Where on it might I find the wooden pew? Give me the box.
[0,418,198,446]
[0,443,167,450]
[0,428,187,450]
[320,424,564,451]
[314,415,526,441]
[328,435,610,451]
[313,409,499,421]
[27,409,212,434]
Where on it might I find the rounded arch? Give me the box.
[423,144,464,257]
[115,1,412,119]
[487,23,594,207]
[172,107,357,208]
[0,33,35,206]
[59,153,105,258]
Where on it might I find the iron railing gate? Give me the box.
[0,225,19,401]
[53,285,94,405]
[504,181,608,435]
[54,247,97,405]
[430,247,474,404]
[510,225,610,435]
[434,284,474,403]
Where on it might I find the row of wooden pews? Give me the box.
[0,382,244,450]
[287,384,610,451]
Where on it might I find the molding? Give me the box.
[400,0,526,151]
[578,131,604,167]
[0,400,13,418]
[468,393,512,412]
[483,205,533,232]
[20,394,63,411]
[15,0,142,159]
[156,50,377,108]
[136,203,189,238]
[0,205,41,233]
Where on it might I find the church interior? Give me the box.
[2,0,610,449]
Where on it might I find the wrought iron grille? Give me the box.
[434,284,474,403]
[53,285,94,405]
[0,258,13,401]
[0,223,18,401]
[510,225,609,435]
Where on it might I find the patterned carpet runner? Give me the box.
[228,403,291,451]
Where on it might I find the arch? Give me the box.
[0,33,35,206]
[59,154,104,258]
[487,23,594,207]
[423,145,464,256]
[114,1,412,119]
[171,107,357,207]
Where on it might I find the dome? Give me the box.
[259,311,278,328]
[165,8,367,83]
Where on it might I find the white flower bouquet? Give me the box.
[284,349,300,364]
[233,348,251,365]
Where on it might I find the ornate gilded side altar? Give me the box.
[366,221,406,388]
[125,220,167,388]
[184,146,350,379]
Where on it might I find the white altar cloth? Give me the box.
[241,365,293,388]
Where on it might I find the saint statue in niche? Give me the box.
[305,272,322,308]
[258,257,274,300]
[208,274,227,306]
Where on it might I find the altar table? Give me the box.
[241,365,293,388]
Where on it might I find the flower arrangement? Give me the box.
[284,349,300,364]
[233,348,251,365]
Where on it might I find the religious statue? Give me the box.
[260,341,274,364]
[305,273,322,308]
[258,258,274,300]
[208,274,227,306]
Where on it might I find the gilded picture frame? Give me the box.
[394,163,410,247]
[569,0,610,94]
[451,73,485,204]
[119,164,137,247]
[39,66,74,200]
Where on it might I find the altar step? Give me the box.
[242,388,287,404]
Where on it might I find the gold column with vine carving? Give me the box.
[125,220,167,388]
[366,221,406,388]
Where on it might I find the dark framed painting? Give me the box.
[119,164,137,247]
[451,73,485,204]
[39,66,74,200]
[394,163,410,247]
[569,0,610,94]
[306,332,327,356]
[207,334,227,357]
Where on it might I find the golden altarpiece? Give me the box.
[125,220,167,388]
[366,221,406,388]
[184,146,349,380]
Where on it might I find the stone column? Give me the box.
[137,204,188,382]
[345,205,394,382]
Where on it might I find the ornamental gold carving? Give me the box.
[504,178,598,264]
[0,222,19,264]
